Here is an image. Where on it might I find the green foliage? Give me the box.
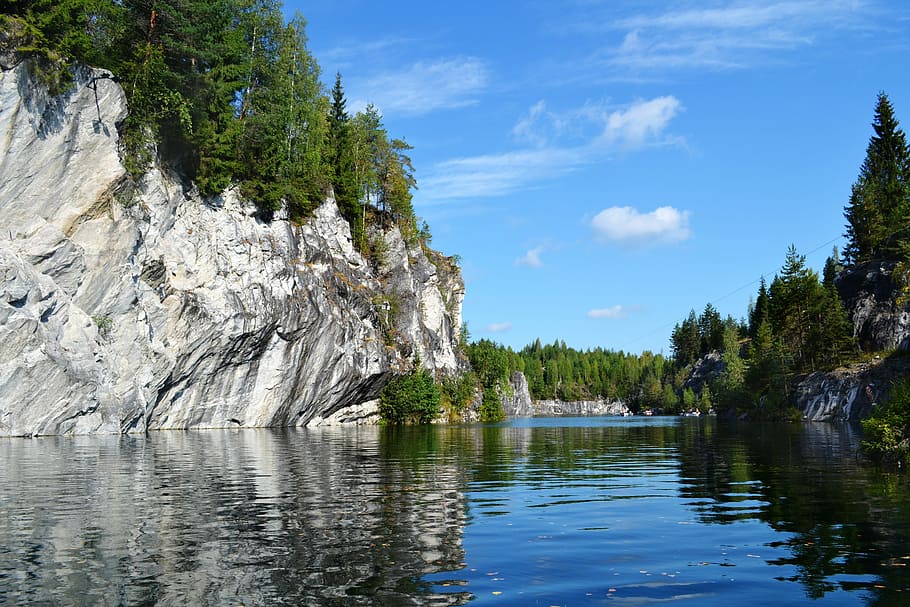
[9,0,424,234]
[378,367,440,424]
[469,337,675,412]
[671,305,738,369]
[439,371,477,419]
[843,92,910,265]
[466,339,511,390]
[479,387,505,423]
[862,379,910,467]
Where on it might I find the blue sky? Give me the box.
[292,0,910,355]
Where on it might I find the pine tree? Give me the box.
[327,72,363,245]
[843,92,910,264]
[749,277,770,339]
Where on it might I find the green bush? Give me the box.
[439,371,477,419]
[862,379,910,467]
[479,387,504,423]
[379,368,440,424]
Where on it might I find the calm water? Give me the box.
[2,417,910,606]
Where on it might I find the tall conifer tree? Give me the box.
[844,92,910,264]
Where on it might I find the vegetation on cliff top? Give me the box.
[2,2,425,250]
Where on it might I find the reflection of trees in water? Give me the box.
[675,419,910,605]
[0,429,471,606]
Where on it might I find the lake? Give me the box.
[2,417,909,606]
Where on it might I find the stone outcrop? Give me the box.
[837,260,910,352]
[795,356,910,421]
[501,371,533,417]
[0,60,464,436]
[534,399,630,416]
[683,352,726,394]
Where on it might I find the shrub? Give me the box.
[862,379,910,467]
[379,367,440,424]
[479,387,505,423]
[439,371,477,419]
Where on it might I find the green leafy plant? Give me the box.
[479,387,505,423]
[378,367,440,424]
[862,379,910,467]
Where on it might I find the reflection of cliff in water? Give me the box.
[676,419,910,605]
[0,428,470,606]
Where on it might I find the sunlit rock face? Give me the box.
[502,371,533,417]
[534,399,630,416]
[0,60,464,436]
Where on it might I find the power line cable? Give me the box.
[619,234,844,352]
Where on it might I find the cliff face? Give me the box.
[534,398,630,416]
[501,371,533,417]
[794,262,910,421]
[837,261,910,352]
[795,357,910,421]
[0,61,464,436]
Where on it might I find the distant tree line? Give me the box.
[466,338,681,414]
[2,2,423,247]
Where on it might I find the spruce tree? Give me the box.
[749,277,770,339]
[843,92,910,264]
[327,72,363,245]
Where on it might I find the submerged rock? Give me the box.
[0,60,464,436]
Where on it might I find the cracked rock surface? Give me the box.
[0,60,464,436]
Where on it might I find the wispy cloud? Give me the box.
[597,1,870,71]
[353,57,489,116]
[515,245,546,268]
[420,96,682,202]
[484,322,513,333]
[587,305,640,320]
[420,148,583,202]
[590,206,692,247]
[512,100,550,147]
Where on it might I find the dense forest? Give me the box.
[1,1,424,249]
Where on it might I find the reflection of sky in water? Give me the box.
[1,418,909,606]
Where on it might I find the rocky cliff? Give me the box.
[534,399,630,416]
[794,261,910,421]
[500,371,533,417]
[796,356,910,421]
[0,60,465,436]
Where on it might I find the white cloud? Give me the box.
[419,96,682,203]
[516,245,546,268]
[587,305,639,319]
[602,1,868,71]
[512,100,549,147]
[591,205,692,247]
[420,147,583,202]
[598,96,682,146]
[484,322,513,333]
[356,57,488,116]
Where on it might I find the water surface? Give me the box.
[2,417,909,605]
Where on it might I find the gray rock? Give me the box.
[837,260,910,352]
[0,60,464,436]
[795,356,910,421]
[501,371,533,417]
[683,352,726,394]
[534,399,630,416]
